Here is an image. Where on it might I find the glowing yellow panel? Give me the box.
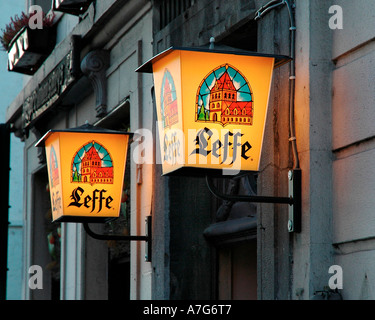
[36,125,131,222]
[138,46,290,176]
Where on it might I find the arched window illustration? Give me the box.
[49,146,60,188]
[71,141,114,185]
[160,69,178,129]
[195,63,253,126]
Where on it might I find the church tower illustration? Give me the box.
[81,144,113,184]
[161,70,178,128]
[49,146,60,188]
[72,141,114,185]
[196,64,253,126]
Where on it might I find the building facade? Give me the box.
[1,0,25,300]
[4,0,375,300]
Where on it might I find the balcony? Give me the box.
[53,0,94,15]
[7,26,56,75]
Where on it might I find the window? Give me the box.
[30,0,52,13]
[31,169,60,299]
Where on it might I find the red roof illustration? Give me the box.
[162,76,178,128]
[83,146,101,161]
[212,71,237,91]
[227,101,253,114]
[164,77,172,97]
[80,144,114,185]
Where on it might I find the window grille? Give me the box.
[159,0,193,29]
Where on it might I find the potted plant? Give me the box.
[53,0,94,16]
[1,11,56,75]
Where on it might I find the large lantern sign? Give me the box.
[137,46,290,176]
[36,124,132,222]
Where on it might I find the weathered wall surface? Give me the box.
[256,0,293,299]
[331,0,375,300]
[257,0,336,299]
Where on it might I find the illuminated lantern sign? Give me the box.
[36,124,131,222]
[137,46,290,176]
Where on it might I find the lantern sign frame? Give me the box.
[136,45,291,177]
[36,123,133,223]
[137,45,301,233]
[36,123,152,260]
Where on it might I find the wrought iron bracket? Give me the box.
[206,169,301,233]
[83,215,152,262]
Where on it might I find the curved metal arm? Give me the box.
[83,216,152,261]
[205,175,293,205]
[206,171,301,233]
[83,222,149,241]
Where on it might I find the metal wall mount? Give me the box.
[83,215,152,262]
[206,169,301,233]
[287,169,301,232]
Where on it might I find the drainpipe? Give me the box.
[255,0,299,169]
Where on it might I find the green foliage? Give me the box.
[198,105,208,121]
[72,169,81,182]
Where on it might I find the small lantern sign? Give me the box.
[36,124,132,223]
[136,46,290,176]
